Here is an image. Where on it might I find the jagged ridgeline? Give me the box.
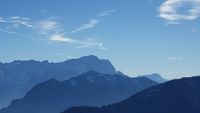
[0,70,158,113]
[0,55,116,109]
[63,76,200,113]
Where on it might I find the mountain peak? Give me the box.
[0,55,117,109]
[63,55,116,75]
[11,59,37,63]
[80,55,99,60]
[140,73,167,83]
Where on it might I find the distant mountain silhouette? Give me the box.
[63,76,200,113]
[0,71,157,113]
[140,73,167,83]
[0,55,116,108]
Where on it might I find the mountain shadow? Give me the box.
[0,71,157,113]
[63,76,200,113]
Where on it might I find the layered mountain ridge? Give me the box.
[0,55,116,108]
[63,76,200,113]
[0,71,158,113]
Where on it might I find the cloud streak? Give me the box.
[36,20,60,34]
[49,33,76,43]
[159,0,200,22]
[49,33,106,50]
[70,10,115,34]
[0,16,33,28]
[35,18,106,50]
[168,57,183,61]
[0,15,107,50]
[76,38,107,50]
[97,10,116,17]
[0,17,8,22]
[71,19,99,34]
[0,29,18,35]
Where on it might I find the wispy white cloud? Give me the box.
[159,0,200,23]
[0,19,7,23]
[0,16,33,28]
[49,33,107,50]
[36,18,106,50]
[11,16,30,20]
[0,15,107,50]
[97,10,116,17]
[9,16,33,28]
[55,53,77,59]
[76,38,107,50]
[36,20,60,33]
[10,16,21,19]
[168,57,183,61]
[71,9,115,34]
[49,33,77,43]
[0,17,9,23]
[11,19,33,28]
[71,19,99,34]
[0,29,18,35]
[165,21,180,25]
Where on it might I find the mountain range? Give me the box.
[63,76,200,113]
[0,55,116,109]
[140,73,167,83]
[0,71,158,113]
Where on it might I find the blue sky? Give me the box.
[0,0,200,79]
